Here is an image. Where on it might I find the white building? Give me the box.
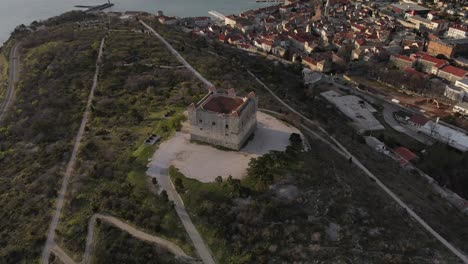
[455,78,468,91]
[447,25,468,39]
[419,121,468,152]
[445,85,465,101]
[453,102,468,116]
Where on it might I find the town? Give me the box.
[148,0,468,214]
[2,0,468,263]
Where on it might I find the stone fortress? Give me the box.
[188,88,257,150]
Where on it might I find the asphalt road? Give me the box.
[382,103,434,145]
[0,42,21,122]
[40,37,106,264]
[247,70,468,263]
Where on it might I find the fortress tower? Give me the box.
[188,89,258,150]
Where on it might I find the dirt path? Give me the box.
[139,20,215,90]
[81,214,192,264]
[40,37,106,264]
[147,156,216,264]
[51,243,76,264]
[0,42,21,122]
[140,20,216,264]
[247,70,468,263]
[50,213,192,264]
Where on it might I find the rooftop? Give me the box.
[389,3,429,12]
[440,66,468,78]
[201,94,246,115]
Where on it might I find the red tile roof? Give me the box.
[393,54,414,62]
[409,115,429,126]
[404,67,428,78]
[414,52,447,68]
[202,95,245,114]
[440,66,468,78]
[393,147,418,163]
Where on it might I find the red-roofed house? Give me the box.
[302,55,332,73]
[411,52,448,74]
[390,54,415,69]
[438,66,468,83]
[408,115,429,128]
[351,23,366,32]
[404,67,430,79]
[227,34,245,45]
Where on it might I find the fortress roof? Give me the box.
[202,95,245,115]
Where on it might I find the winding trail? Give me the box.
[247,70,468,263]
[83,214,193,263]
[0,42,21,122]
[139,20,215,90]
[41,37,106,264]
[141,20,216,264]
[50,214,192,264]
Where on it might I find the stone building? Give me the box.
[188,89,257,150]
[427,39,468,58]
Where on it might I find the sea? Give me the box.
[0,0,272,45]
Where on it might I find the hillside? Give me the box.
[0,11,466,264]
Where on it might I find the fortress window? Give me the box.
[225,124,229,129]
[199,119,202,123]
[212,122,216,126]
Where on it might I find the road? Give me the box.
[51,243,76,264]
[139,20,215,90]
[247,70,468,263]
[40,37,106,264]
[0,42,21,122]
[329,77,441,145]
[141,20,216,264]
[382,103,434,145]
[148,151,216,264]
[82,214,192,264]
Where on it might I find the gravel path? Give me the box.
[82,214,192,264]
[139,20,215,90]
[41,37,106,264]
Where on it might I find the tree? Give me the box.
[160,190,169,202]
[174,178,184,192]
[215,176,223,184]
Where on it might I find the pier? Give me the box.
[208,11,226,21]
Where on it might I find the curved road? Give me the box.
[51,213,192,264]
[247,70,468,263]
[82,214,193,263]
[0,42,21,122]
[141,20,216,264]
[41,37,106,264]
[147,149,216,264]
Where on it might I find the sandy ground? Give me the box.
[150,112,301,183]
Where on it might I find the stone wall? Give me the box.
[188,93,258,150]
